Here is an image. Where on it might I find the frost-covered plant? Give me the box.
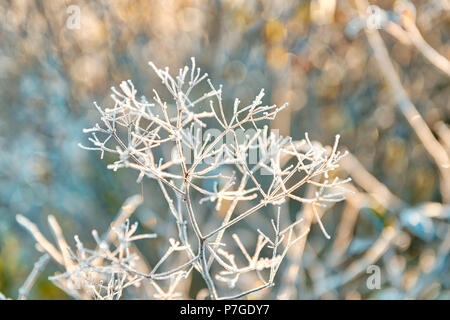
[16,59,350,300]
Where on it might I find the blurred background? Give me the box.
[0,0,449,299]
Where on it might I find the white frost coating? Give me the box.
[18,59,349,300]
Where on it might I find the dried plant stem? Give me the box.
[185,182,219,299]
[18,254,50,300]
[356,0,450,203]
[16,215,64,265]
[340,152,402,210]
[218,282,272,300]
[402,17,450,76]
